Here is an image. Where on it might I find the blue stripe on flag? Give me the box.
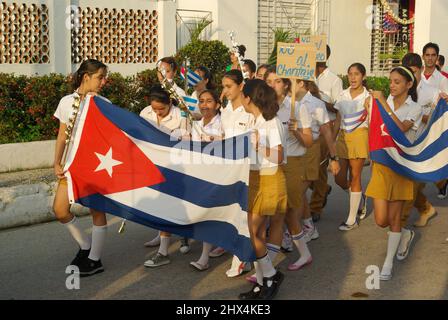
[93,97,250,160]
[152,165,248,210]
[183,96,198,104]
[370,149,448,183]
[78,193,256,262]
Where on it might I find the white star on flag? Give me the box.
[94,147,123,177]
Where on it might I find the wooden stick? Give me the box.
[290,80,297,121]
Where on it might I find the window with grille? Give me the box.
[176,9,212,51]
[257,0,330,65]
[370,0,415,76]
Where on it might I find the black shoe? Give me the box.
[70,248,91,267]
[438,181,448,199]
[322,185,332,208]
[77,258,104,278]
[258,271,284,300]
[312,212,321,223]
[238,284,263,300]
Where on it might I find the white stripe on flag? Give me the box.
[127,135,250,186]
[382,146,448,173]
[105,187,250,237]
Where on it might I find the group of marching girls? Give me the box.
[53,41,448,299]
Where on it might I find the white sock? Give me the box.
[197,242,213,266]
[346,190,362,225]
[303,218,314,229]
[158,236,170,256]
[88,225,107,261]
[398,228,411,254]
[383,231,402,272]
[266,243,281,262]
[254,261,263,286]
[64,216,91,250]
[257,253,276,279]
[292,232,311,264]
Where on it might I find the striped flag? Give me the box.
[64,96,255,262]
[343,109,368,133]
[183,95,198,113]
[369,98,448,183]
[180,67,203,87]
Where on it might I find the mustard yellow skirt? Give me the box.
[365,162,414,201]
[283,157,310,209]
[248,167,287,216]
[336,127,369,160]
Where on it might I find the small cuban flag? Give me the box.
[180,67,203,88]
[183,96,199,114]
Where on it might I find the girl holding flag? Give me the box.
[53,59,109,277]
[190,89,224,271]
[215,69,254,277]
[141,85,191,268]
[333,63,370,231]
[238,79,286,300]
[366,66,422,281]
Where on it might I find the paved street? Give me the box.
[1,173,448,300]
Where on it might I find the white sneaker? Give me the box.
[226,256,252,277]
[281,231,294,252]
[179,237,190,254]
[144,234,161,247]
[304,225,319,243]
[358,195,368,220]
[380,265,392,281]
[338,221,359,231]
[396,229,415,261]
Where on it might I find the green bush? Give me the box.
[341,75,390,97]
[0,73,71,144]
[175,40,230,92]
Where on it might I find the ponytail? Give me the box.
[72,59,107,89]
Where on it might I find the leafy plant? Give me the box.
[189,18,213,43]
[268,28,294,65]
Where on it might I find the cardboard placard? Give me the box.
[276,42,317,81]
[297,35,327,62]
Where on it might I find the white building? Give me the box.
[1,0,447,77]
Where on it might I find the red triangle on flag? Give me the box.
[67,98,165,201]
[369,99,400,152]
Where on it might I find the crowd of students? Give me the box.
[52,41,448,299]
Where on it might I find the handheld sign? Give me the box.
[276,42,317,120]
[297,35,327,62]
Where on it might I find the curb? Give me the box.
[0,181,90,231]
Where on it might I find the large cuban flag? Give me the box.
[64,96,255,262]
[369,98,448,183]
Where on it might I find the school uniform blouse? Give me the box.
[250,115,287,171]
[334,87,370,131]
[139,105,189,138]
[422,69,448,93]
[54,92,111,135]
[276,95,312,157]
[386,95,423,143]
[300,91,330,141]
[220,101,254,138]
[191,114,223,141]
[316,68,343,121]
